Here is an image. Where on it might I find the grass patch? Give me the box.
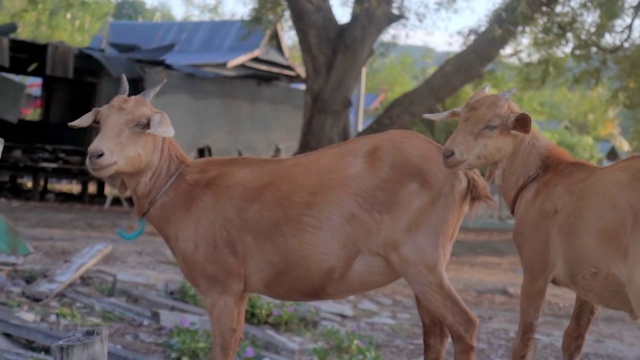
[310,326,382,360]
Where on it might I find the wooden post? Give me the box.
[51,328,108,360]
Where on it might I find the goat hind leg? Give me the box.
[415,295,450,360]
[206,294,247,360]
[561,295,598,360]
[406,273,477,360]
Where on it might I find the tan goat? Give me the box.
[69,75,492,360]
[424,86,640,360]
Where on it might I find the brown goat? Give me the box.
[424,86,640,360]
[69,75,492,360]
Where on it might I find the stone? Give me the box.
[319,312,343,323]
[15,311,38,323]
[310,300,354,318]
[375,296,393,306]
[356,299,379,312]
[364,316,395,325]
[10,278,26,288]
[5,286,22,296]
[395,312,412,320]
[319,320,341,330]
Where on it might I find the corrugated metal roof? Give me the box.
[89,20,265,66]
[85,20,302,80]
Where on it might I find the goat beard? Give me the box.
[104,175,129,195]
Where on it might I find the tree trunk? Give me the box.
[360,0,559,136]
[288,0,401,154]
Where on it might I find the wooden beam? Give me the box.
[119,286,207,316]
[23,243,112,301]
[64,288,154,324]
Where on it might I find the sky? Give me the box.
[144,0,501,52]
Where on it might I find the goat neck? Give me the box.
[122,138,191,218]
[487,130,552,213]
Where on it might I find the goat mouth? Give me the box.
[443,159,465,169]
[88,162,117,175]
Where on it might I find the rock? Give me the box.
[319,320,341,330]
[10,278,26,288]
[395,312,412,320]
[375,296,393,306]
[319,312,343,323]
[46,314,57,323]
[310,300,354,318]
[5,286,22,296]
[356,299,379,312]
[363,316,395,325]
[15,311,38,323]
[86,317,102,325]
[137,332,162,343]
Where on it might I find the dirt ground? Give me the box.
[1,199,639,359]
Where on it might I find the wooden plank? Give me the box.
[23,243,113,301]
[119,287,207,316]
[0,347,52,360]
[51,328,108,360]
[0,315,159,360]
[64,288,153,324]
[0,317,64,347]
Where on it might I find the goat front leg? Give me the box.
[205,294,248,360]
[511,274,549,360]
[416,295,450,360]
[562,295,598,360]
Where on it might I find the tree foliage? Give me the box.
[113,0,176,21]
[180,0,224,21]
[0,0,114,46]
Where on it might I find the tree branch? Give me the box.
[286,0,340,86]
[360,0,560,136]
[319,0,402,106]
[584,0,640,54]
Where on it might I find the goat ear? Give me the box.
[146,111,175,137]
[68,108,98,128]
[508,112,532,134]
[422,108,461,121]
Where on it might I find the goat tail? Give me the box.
[463,169,495,216]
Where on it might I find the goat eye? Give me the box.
[135,121,147,129]
[484,124,498,131]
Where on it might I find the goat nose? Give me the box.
[442,149,455,160]
[88,150,105,161]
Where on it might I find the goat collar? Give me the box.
[141,167,183,218]
[509,164,546,216]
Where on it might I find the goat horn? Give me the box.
[138,79,167,101]
[118,74,129,96]
[499,88,517,100]
[480,84,491,93]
